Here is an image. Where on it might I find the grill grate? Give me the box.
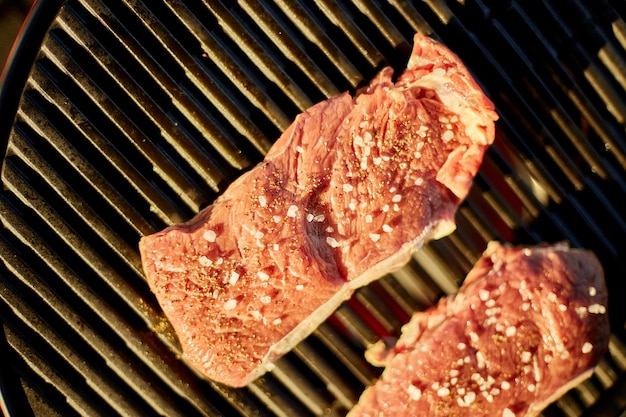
[1,0,626,416]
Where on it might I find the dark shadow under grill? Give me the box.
[1,0,625,416]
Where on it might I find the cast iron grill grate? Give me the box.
[1,0,626,416]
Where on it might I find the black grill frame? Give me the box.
[1,0,626,416]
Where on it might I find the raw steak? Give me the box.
[139,33,497,387]
[348,242,610,417]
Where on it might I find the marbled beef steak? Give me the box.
[348,242,609,417]
[139,33,498,387]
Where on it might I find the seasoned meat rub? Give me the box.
[348,242,610,417]
[139,34,497,387]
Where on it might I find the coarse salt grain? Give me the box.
[273,215,282,223]
[273,318,282,325]
[343,183,354,192]
[260,295,272,304]
[589,286,597,296]
[503,408,515,417]
[203,230,217,242]
[254,231,264,239]
[365,214,373,223]
[382,224,393,233]
[407,385,422,401]
[287,205,299,218]
[588,303,606,314]
[326,237,341,248]
[258,196,267,207]
[501,381,511,390]
[442,130,454,142]
[392,194,402,203]
[582,342,593,354]
[505,326,516,337]
[198,256,213,267]
[257,271,270,281]
[479,289,489,301]
[476,351,486,369]
[521,351,532,363]
[437,387,450,397]
[415,178,424,186]
[223,299,237,311]
[314,214,325,222]
[296,284,304,291]
[370,233,381,242]
[464,391,476,405]
[229,271,240,286]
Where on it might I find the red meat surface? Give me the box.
[139,33,497,387]
[348,242,610,417]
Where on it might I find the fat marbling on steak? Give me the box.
[348,242,610,417]
[139,33,498,387]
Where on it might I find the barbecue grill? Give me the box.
[1,0,625,415]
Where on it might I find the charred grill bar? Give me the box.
[0,0,625,416]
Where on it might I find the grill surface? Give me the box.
[1,0,626,416]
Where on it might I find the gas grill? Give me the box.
[1,0,626,415]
